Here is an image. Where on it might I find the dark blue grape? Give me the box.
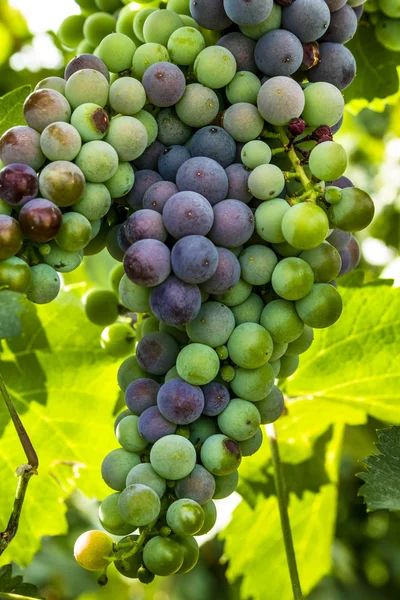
[189,126,236,168]
[190,0,232,30]
[339,247,350,276]
[158,145,191,182]
[282,0,331,42]
[255,30,303,77]
[330,175,353,189]
[142,62,186,108]
[171,235,219,284]
[340,236,360,275]
[327,229,351,252]
[138,405,177,443]
[202,381,230,417]
[150,275,202,326]
[133,140,166,171]
[352,4,364,20]
[217,32,257,74]
[331,116,343,135]
[0,163,38,207]
[225,163,252,204]
[208,199,254,247]
[175,465,216,505]
[176,157,229,206]
[64,54,110,81]
[308,43,356,91]
[136,331,180,375]
[223,0,274,26]
[321,4,357,44]
[125,378,161,415]
[142,181,178,213]
[163,191,214,239]
[156,108,192,146]
[125,209,168,244]
[127,170,163,210]
[200,247,240,294]
[118,224,131,253]
[124,239,171,287]
[157,378,205,425]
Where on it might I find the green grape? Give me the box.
[186,302,235,348]
[176,343,220,385]
[95,0,123,11]
[119,275,151,313]
[213,470,238,499]
[239,2,282,39]
[216,345,229,360]
[302,82,345,128]
[101,322,136,357]
[196,500,217,535]
[65,69,109,109]
[260,299,304,344]
[150,434,197,480]
[299,242,341,283]
[101,448,141,490]
[218,399,261,441]
[142,316,160,336]
[176,83,219,128]
[240,427,263,457]
[83,288,119,326]
[286,325,314,356]
[138,566,155,584]
[226,71,261,105]
[114,535,142,578]
[98,493,135,535]
[328,187,375,232]
[200,434,242,476]
[174,535,199,574]
[77,39,95,54]
[71,103,109,142]
[126,463,166,498]
[43,243,83,273]
[116,7,141,43]
[75,0,97,7]
[84,223,110,255]
[325,186,342,205]
[83,12,116,47]
[132,42,170,79]
[58,15,86,48]
[74,183,111,220]
[35,76,66,95]
[180,14,200,28]
[309,142,348,181]
[143,536,184,576]
[0,199,12,216]
[378,0,400,18]
[167,26,205,65]
[222,102,264,142]
[0,257,31,293]
[256,386,284,423]
[270,341,288,362]
[228,323,273,369]
[40,122,82,161]
[271,257,314,301]
[272,241,301,258]
[166,499,205,535]
[230,363,275,402]
[56,212,92,252]
[90,219,101,240]
[74,530,113,571]
[214,279,253,307]
[110,263,125,295]
[118,484,161,526]
[117,415,148,452]
[75,141,119,183]
[109,77,146,115]
[282,203,329,250]
[132,110,158,146]
[167,0,191,14]
[248,164,285,200]
[375,16,400,52]
[241,140,271,169]
[199,26,221,46]
[194,46,236,89]
[27,264,60,304]
[220,365,236,383]
[143,10,183,46]
[295,283,343,328]
[231,293,264,326]
[189,416,217,446]
[118,355,156,391]
[239,245,277,285]
[39,161,85,207]
[114,408,133,432]
[105,162,135,198]
[133,7,158,41]
[255,199,290,244]
[270,359,281,377]
[159,322,189,345]
[98,33,136,72]
[278,354,299,379]
[105,116,148,161]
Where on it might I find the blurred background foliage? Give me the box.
[0,1,400,598]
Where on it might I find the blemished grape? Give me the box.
[190,126,236,169]
[127,169,163,210]
[209,200,254,247]
[282,203,330,250]
[223,102,264,143]
[200,247,240,295]
[286,325,314,356]
[143,536,184,576]
[167,498,205,535]
[248,164,285,200]
[70,104,109,143]
[176,157,229,206]
[302,82,345,128]
[117,415,149,452]
[101,448,142,491]
[39,161,86,207]
[24,89,71,133]
[125,210,167,245]
[261,299,304,344]
[136,331,180,375]
[118,484,161,526]
[163,191,214,239]
[231,293,264,326]
[0,163,38,207]
[189,0,232,30]
[228,322,273,369]
[83,288,119,326]
[56,212,92,252]
[255,30,303,77]
[0,257,32,293]
[200,434,241,475]
[271,257,314,301]
[176,84,219,128]
[150,434,197,480]
[225,163,252,204]
[223,0,273,26]
[105,116,148,162]
[241,141,271,170]
[0,126,46,171]
[282,0,330,42]
[177,343,220,385]
[138,405,177,443]
[64,54,110,82]
[27,264,60,304]
[143,9,183,46]
[186,301,235,347]
[328,187,375,232]
[309,142,348,181]
[217,32,257,73]
[296,283,343,328]
[43,243,83,273]
[218,398,261,441]
[65,69,109,110]
[257,76,305,126]
[143,62,186,108]
[40,122,82,161]
[168,26,205,65]
[74,531,114,571]
[98,493,134,536]
[97,33,136,73]
[308,42,356,90]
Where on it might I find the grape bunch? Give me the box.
[364,0,400,52]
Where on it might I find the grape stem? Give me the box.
[276,126,318,204]
[266,423,304,600]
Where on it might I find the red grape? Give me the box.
[0,163,39,207]
[19,198,63,243]
[0,215,23,259]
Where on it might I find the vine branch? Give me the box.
[275,127,318,204]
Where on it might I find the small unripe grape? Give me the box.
[83,288,119,326]
[0,216,23,259]
[101,322,135,358]
[0,256,32,293]
[74,530,114,571]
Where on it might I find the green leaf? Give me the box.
[0,292,121,566]
[0,564,43,599]
[0,292,29,341]
[0,86,31,136]
[358,426,400,512]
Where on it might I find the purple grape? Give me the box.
[339,247,351,276]
[117,224,131,253]
[330,175,353,189]
[217,32,257,73]
[282,0,331,42]
[321,4,357,44]
[125,378,161,415]
[125,210,168,244]
[202,382,230,417]
[136,331,180,375]
[0,215,23,259]
[255,30,304,77]
[308,42,356,91]
[171,235,219,284]
[176,157,229,206]
[150,275,202,326]
[156,108,192,146]
[0,163,38,207]
[133,140,166,171]
[158,145,191,182]
[208,199,254,248]
[327,229,351,252]
[0,126,45,171]
[175,464,216,505]
[127,170,163,210]
[200,248,241,294]
[189,0,232,30]
[189,126,236,169]
[23,89,71,133]
[224,0,274,26]
[331,116,343,135]
[352,4,363,20]
[138,406,177,443]
[163,191,214,239]
[19,198,62,243]
[142,62,186,108]
[347,236,361,270]
[64,54,110,81]
[157,378,205,425]
[225,163,252,204]
[124,239,171,287]
[142,181,178,214]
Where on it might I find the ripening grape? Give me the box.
[295,283,343,328]
[0,126,46,171]
[0,216,23,259]
[74,531,114,571]
[328,187,375,232]
[217,32,257,73]
[200,434,242,475]
[0,257,32,293]
[24,89,71,133]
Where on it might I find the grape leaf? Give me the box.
[0,291,29,340]
[0,86,30,136]
[0,292,121,567]
[358,426,400,512]
[0,564,43,599]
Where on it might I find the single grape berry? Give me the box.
[0,216,23,259]
[0,163,39,207]
[19,199,62,243]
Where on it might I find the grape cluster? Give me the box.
[364,0,400,52]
